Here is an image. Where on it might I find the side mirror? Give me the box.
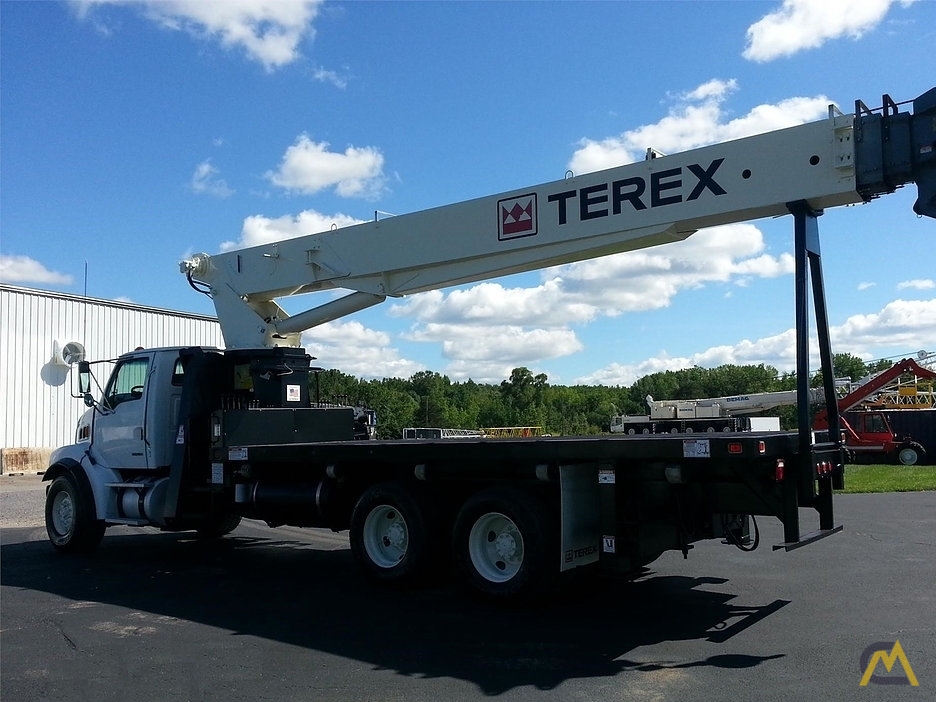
[77,361,91,393]
[78,361,94,406]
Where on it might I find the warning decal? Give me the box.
[498,193,537,240]
[682,439,711,458]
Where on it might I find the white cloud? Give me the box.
[394,223,790,325]
[831,298,936,350]
[576,329,799,386]
[897,279,935,290]
[569,79,829,173]
[74,0,322,71]
[312,65,349,89]
[392,281,596,328]
[220,209,366,251]
[576,298,936,386]
[743,0,913,62]
[266,135,386,198]
[0,255,74,286]
[857,281,876,291]
[305,314,556,384]
[190,159,234,198]
[387,222,793,381]
[300,319,424,379]
[405,323,583,363]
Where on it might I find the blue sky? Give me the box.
[1,0,934,384]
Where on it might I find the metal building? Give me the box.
[0,284,223,473]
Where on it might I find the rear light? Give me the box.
[727,441,766,455]
[775,459,785,482]
[816,460,835,476]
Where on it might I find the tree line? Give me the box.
[313,352,894,440]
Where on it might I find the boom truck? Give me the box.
[45,88,936,599]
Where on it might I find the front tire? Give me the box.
[45,473,105,553]
[197,513,242,538]
[453,488,556,599]
[897,445,921,466]
[350,482,433,584]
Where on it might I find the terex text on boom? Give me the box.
[547,158,727,225]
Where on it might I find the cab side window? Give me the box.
[104,358,150,410]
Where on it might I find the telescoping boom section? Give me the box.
[182,88,935,349]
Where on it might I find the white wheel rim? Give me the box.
[468,511,524,583]
[362,504,408,568]
[899,448,917,465]
[52,490,75,537]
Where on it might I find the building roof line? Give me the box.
[0,283,217,323]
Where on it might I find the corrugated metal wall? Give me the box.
[0,284,224,451]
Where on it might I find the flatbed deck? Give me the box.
[217,430,803,465]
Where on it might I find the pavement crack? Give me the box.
[50,621,77,650]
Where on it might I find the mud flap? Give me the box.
[559,464,601,572]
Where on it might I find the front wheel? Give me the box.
[45,473,105,553]
[197,513,242,539]
[897,445,921,466]
[350,482,434,585]
[453,488,556,599]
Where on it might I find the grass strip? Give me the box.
[838,463,936,494]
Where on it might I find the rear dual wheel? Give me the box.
[350,482,435,584]
[453,488,556,599]
[350,482,559,598]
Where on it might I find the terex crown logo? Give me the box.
[498,194,537,241]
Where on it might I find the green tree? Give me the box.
[499,367,548,425]
[866,358,894,375]
[832,352,869,382]
[811,352,869,388]
[367,381,420,439]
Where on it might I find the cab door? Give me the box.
[92,354,152,470]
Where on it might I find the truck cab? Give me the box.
[78,348,187,472]
[45,345,348,552]
[46,348,210,547]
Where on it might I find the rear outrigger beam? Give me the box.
[776,201,843,548]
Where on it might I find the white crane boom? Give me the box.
[181,89,935,349]
[646,388,827,418]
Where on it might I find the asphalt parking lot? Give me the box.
[1,478,934,701]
